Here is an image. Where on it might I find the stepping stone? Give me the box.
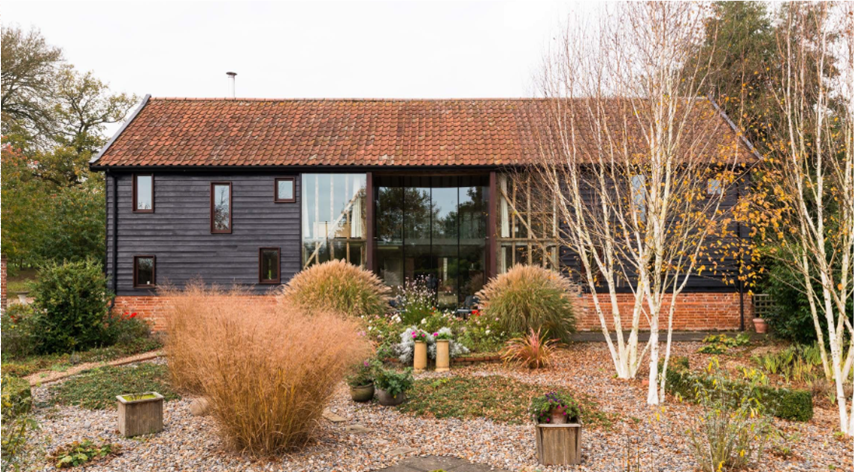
[343,424,373,434]
[322,409,347,423]
[388,446,418,458]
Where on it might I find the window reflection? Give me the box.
[301,174,367,268]
[135,175,153,211]
[212,183,231,232]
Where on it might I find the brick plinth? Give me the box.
[112,295,278,331]
[573,291,751,331]
[115,291,751,332]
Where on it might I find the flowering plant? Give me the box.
[433,329,453,341]
[411,330,430,343]
[529,391,580,424]
[346,359,379,388]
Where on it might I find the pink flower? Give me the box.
[433,332,439,337]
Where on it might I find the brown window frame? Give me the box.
[258,247,281,284]
[210,182,233,234]
[133,255,156,288]
[274,177,296,203]
[132,174,155,213]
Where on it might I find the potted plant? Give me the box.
[346,360,376,402]
[530,392,582,465]
[752,316,767,334]
[412,330,429,372]
[433,330,453,372]
[116,392,164,437]
[374,367,413,406]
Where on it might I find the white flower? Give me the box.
[485,329,491,335]
[421,318,426,325]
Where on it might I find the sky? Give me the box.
[3,0,598,101]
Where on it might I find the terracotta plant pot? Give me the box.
[376,389,406,406]
[550,409,567,424]
[413,341,427,372]
[753,318,767,334]
[435,340,450,372]
[117,392,164,437]
[349,383,374,402]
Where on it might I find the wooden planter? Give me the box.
[117,392,164,437]
[535,422,582,465]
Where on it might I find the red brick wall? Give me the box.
[116,291,751,332]
[113,295,278,331]
[1,255,6,311]
[573,291,752,331]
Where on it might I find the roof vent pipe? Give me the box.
[226,71,237,98]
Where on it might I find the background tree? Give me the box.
[532,1,746,405]
[1,24,136,268]
[756,1,854,435]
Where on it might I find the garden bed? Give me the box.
[21,344,852,471]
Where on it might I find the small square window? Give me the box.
[133,175,154,213]
[259,248,280,284]
[134,256,156,288]
[707,178,723,196]
[275,178,295,203]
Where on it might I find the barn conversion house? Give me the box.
[90,96,757,330]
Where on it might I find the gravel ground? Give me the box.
[25,343,854,471]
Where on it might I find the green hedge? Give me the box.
[665,364,813,422]
[2,377,32,418]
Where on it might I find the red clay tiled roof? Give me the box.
[92,98,757,168]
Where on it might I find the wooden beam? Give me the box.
[487,171,498,279]
[366,172,375,272]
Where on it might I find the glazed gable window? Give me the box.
[133,256,155,288]
[211,182,232,233]
[133,174,154,212]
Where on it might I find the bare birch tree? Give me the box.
[531,2,750,404]
[763,2,854,434]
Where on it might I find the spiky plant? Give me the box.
[501,328,556,369]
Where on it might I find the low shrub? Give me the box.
[697,333,750,354]
[2,376,32,417]
[49,439,120,469]
[103,311,152,346]
[49,363,178,410]
[30,259,112,354]
[686,359,772,472]
[501,328,555,369]
[280,259,390,318]
[165,283,371,455]
[477,265,576,344]
[666,360,814,422]
[374,367,414,398]
[1,304,40,359]
[0,394,44,472]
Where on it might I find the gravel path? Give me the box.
[26,344,853,471]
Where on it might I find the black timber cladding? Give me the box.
[106,171,300,295]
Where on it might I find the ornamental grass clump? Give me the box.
[164,283,371,454]
[280,259,390,318]
[477,265,577,343]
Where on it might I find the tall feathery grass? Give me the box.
[164,283,371,454]
[477,265,577,344]
[280,259,390,318]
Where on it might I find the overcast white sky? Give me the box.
[4,0,598,101]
